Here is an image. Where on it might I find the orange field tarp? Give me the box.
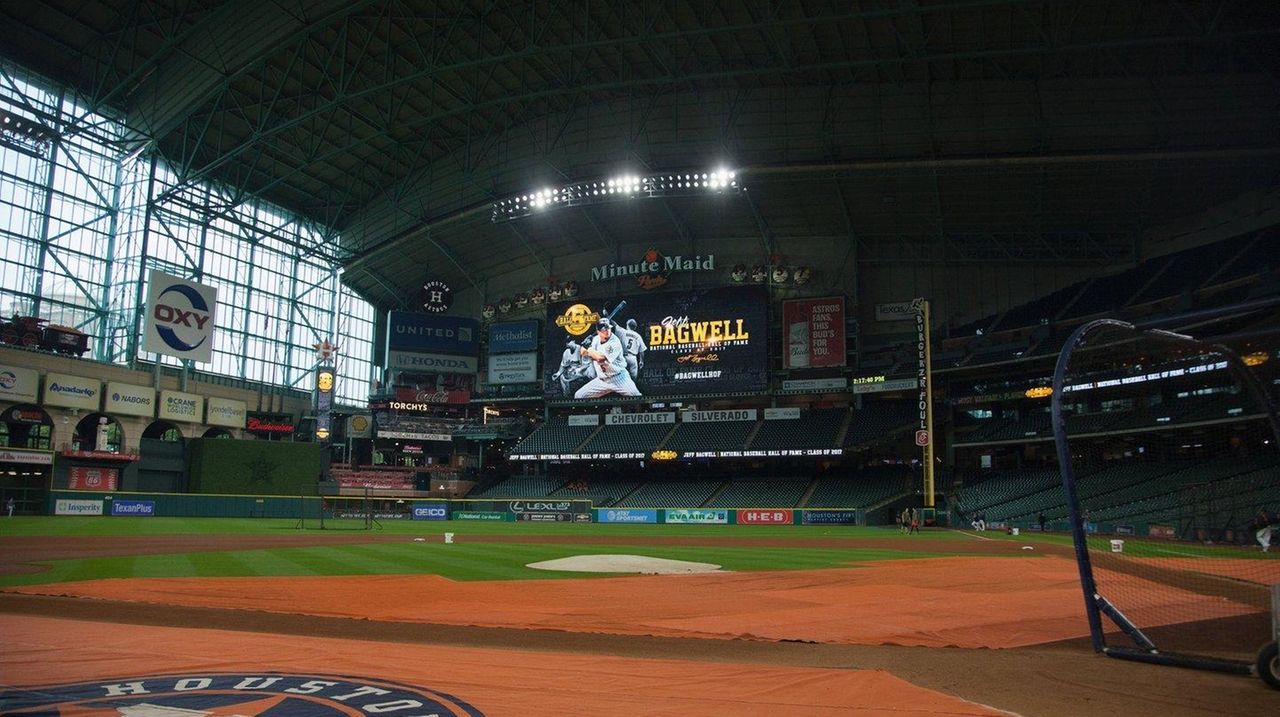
[8,556,1258,649]
[0,615,1016,716]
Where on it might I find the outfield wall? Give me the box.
[188,438,322,495]
[49,490,320,519]
[44,491,865,525]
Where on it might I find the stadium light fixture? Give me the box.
[492,168,743,222]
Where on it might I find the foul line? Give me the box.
[951,529,997,541]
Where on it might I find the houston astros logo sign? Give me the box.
[0,673,485,715]
[420,280,453,313]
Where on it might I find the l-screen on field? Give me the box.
[1,516,1276,716]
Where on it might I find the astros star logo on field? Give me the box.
[0,673,484,716]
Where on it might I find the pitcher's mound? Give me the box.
[527,554,722,574]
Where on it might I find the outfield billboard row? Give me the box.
[543,285,768,399]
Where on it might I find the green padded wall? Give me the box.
[188,438,321,495]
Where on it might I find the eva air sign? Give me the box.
[143,270,217,363]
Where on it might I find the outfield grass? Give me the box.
[0,516,1004,587]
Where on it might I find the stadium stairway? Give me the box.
[834,410,853,446]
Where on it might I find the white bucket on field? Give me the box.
[1110,539,1124,553]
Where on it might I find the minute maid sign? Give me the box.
[143,269,218,363]
[590,248,715,290]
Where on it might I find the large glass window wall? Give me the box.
[0,60,374,404]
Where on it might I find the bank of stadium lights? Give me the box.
[492,169,741,222]
[0,108,58,153]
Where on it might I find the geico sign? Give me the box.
[154,284,212,352]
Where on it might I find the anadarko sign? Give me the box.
[43,373,100,410]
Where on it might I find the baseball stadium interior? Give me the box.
[1,1,1280,709]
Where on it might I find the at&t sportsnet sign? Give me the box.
[143,269,218,363]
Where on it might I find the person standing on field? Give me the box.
[1255,508,1276,553]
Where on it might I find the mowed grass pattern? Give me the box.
[0,516,1034,588]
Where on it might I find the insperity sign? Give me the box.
[143,270,218,363]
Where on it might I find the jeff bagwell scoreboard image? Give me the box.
[544,285,768,399]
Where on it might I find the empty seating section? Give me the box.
[1088,457,1279,526]
[706,477,810,508]
[1130,242,1221,305]
[1178,392,1265,423]
[581,422,675,454]
[844,403,914,447]
[957,412,1051,444]
[749,409,846,451]
[663,420,754,452]
[1105,395,1235,432]
[470,475,564,498]
[1063,411,1122,435]
[1209,234,1277,285]
[549,479,642,507]
[1062,259,1168,320]
[330,469,415,491]
[510,418,596,455]
[955,468,1061,517]
[807,466,911,507]
[946,232,1277,361]
[615,480,723,508]
[991,284,1083,332]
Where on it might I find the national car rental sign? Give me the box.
[143,270,218,363]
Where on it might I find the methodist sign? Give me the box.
[143,270,218,363]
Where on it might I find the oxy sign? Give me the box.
[0,365,39,402]
[143,270,217,363]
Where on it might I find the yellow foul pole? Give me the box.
[915,299,935,507]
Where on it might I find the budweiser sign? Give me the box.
[245,412,295,435]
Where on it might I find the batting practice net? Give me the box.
[296,488,376,530]
[1051,318,1279,681]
